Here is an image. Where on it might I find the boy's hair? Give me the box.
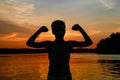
[51,20,65,30]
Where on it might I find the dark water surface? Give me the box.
[0,53,120,80]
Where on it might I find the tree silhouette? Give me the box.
[96,32,120,53]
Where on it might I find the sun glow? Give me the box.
[0,0,119,48]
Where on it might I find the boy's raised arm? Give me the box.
[26,26,49,48]
[70,24,93,47]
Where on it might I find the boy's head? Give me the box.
[51,20,66,38]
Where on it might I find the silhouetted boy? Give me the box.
[26,20,93,80]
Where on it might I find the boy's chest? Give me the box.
[48,43,71,53]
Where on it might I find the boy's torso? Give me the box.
[46,41,72,75]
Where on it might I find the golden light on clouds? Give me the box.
[99,0,114,9]
[0,0,120,48]
[0,33,26,42]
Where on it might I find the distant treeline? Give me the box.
[96,32,120,54]
[0,48,95,54]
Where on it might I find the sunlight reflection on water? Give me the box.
[0,53,120,80]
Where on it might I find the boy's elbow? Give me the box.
[26,41,33,47]
[26,42,29,46]
[89,41,93,45]
[84,40,93,46]
[87,40,93,46]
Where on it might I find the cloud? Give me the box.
[0,20,32,34]
[12,3,34,20]
[0,33,27,42]
[2,33,17,39]
[99,0,114,9]
[89,30,101,35]
[0,0,35,23]
[8,0,17,3]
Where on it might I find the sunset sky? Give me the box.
[0,0,120,48]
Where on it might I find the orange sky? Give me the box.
[0,0,120,48]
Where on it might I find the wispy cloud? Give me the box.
[0,0,35,23]
[0,20,33,34]
[2,33,17,39]
[89,30,101,35]
[99,0,114,9]
[0,33,26,41]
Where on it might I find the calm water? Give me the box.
[0,53,120,80]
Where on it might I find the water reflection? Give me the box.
[0,54,120,80]
[0,54,49,80]
[98,60,120,79]
[0,64,41,80]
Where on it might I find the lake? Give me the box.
[0,53,120,80]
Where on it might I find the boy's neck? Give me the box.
[55,38,64,43]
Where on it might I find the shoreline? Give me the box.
[0,48,120,54]
[0,48,95,54]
